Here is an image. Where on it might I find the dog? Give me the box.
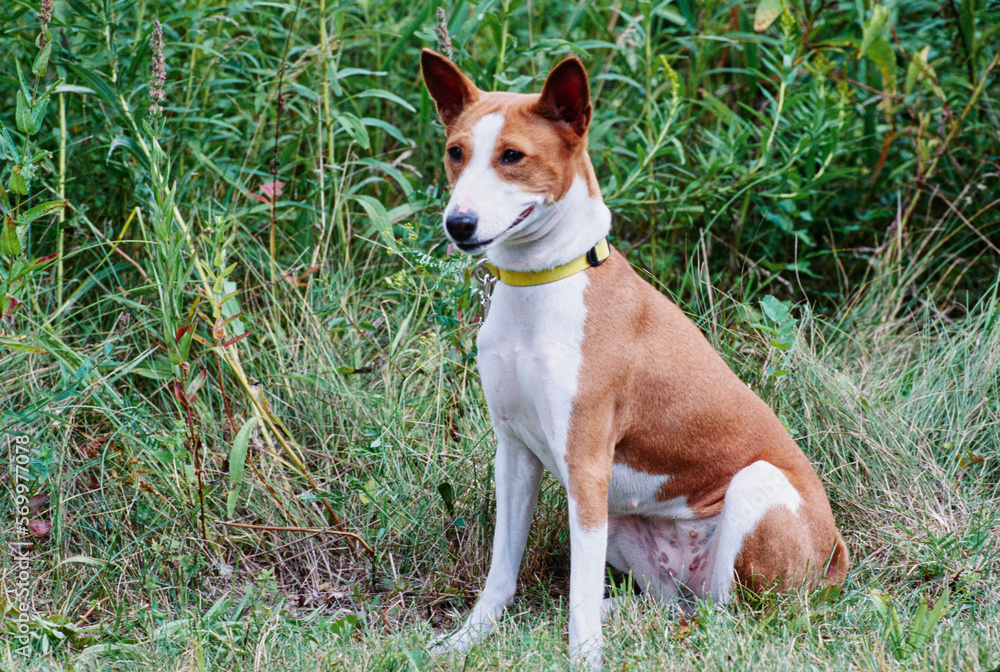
[421,49,848,669]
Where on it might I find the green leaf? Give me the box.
[14,59,31,101]
[750,323,778,335]
[220,280,245,337]
[358,478,379,505]
[68,65,124,115]
[754,0,782,33]
[329,614,357,641]
[958,0,976,60]
[905,53,922,96]
[760,295,791,324]
[54,84,96,96]
[33,40,52,77]
[1,217,23,255]
[352,194,398,252]
[226,418,256,518]
[653,5,687,26]
[905,46,943,100]
[16,90,34,135]
[184,368,208,399]
[360,117,407,144]
[55,555,110,569]
[228,419,255,487]
[8,255,30,284]
[107,135,152,172]
[0,121,17,160]
[31,93,52,133]
[336,112,370,150]
[860,4,889,56]
[8,167,27,196]
[16,199,66,225]
[27,149,51,165]
[356,89,416,113]
[864,35,897,92]
[0,336,44,352]
[437,482,455,515]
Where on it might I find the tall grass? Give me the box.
[1,0,998,669]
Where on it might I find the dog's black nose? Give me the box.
[446,211,478,242]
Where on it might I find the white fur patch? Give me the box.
[476,271,589,485]
[567,497,607,667]
[607,462,689,518]
[710,460,803,602]
[486,175,612,271]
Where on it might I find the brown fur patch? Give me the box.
[735,506,848,593]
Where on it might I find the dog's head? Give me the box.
[421,50,600,255]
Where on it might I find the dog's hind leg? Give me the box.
[708,460,808,602]
[433,436,543,653]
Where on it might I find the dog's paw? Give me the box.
[570,649,605,671]
[428,626,478,656]
[428,637,454,657]
[428,633,459,656]
[569,632,605,671]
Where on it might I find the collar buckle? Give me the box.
[586,244,607,267]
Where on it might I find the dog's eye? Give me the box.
[500,149,524,164]
[448,146,463,162]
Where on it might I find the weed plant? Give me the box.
[0,0,997,669]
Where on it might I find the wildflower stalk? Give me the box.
[435,7,453,60]
[1,0,66,321]
[148,21,166,122]
[146,19,166,187]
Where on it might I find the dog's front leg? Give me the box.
[437,435,543,652]
[567,468,610,670]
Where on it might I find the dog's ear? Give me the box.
[421,49,479,127]
[536,57,592,136]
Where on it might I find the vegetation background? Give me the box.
[1,0,998,669]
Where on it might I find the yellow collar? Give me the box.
[484,239,610,287]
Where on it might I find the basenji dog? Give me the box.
[421,49,849,669]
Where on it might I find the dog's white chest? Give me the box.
[476,274,589,484]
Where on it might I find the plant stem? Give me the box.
[319,0,333,167]
[496,0,510,83]
[56,91,66,312]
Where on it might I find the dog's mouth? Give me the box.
[456,206,536,253]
